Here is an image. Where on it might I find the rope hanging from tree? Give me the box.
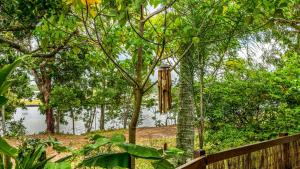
[158,64,172,113]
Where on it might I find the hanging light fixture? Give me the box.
[158,64,172,113]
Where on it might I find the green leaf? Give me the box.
[90,134,105,141]
[165,147,184,156]
[0,58,21,90]
[116,143,162,159]
[93,137,110,148]
[79,153,130,168]
[110,134,126,143]
[0,81,12,95]
[0,96,8,106]
[192,37,200,44]
[0,137,18,158]
[44,162,71,169]
[82,137,110,154]
[52,144,70,153]
[152,159,175,169]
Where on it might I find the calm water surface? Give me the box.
[13,107,171,135]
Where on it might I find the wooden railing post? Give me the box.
[245,153,251,169]
[198,150,206,169]
[163,143,168,151]
[194,149,205,158]
[279,133,292,169]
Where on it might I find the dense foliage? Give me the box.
[0,0,299,168]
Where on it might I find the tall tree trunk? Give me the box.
[55,110,60,134]
[87,108,97,132]
[129,4,144,169]
[32,62,55,133]
[45,107,54,133]
[100,104,105,130]
[176,47,195,164]
[43,78,54,133]
[198,70,204,149]
[71,110,75,135]
[198,51,205,149]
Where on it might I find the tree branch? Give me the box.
[0,30,78,58]
[0,25,35,32]
[141,0,177,23]
[0,36,29,53]
[92,17,140,88]
[141,10,168,90]
[32,30,78,58]
[126,10,161,45]
[142,42,193,94]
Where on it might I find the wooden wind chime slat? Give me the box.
[158,65,172,113]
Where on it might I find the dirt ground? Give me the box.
[6,125,177,161]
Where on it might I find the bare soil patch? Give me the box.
[6,125,177,160]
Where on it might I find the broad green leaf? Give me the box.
[90,134,105,141]
[0,58,21,90]
[52,144,70,153]
[152,159,175,169]
[110,134,126,143]
[0,81,12,95]
[79,153,130,168]
[83,137,110,154]
[165,147,184,156]
[0,96,8,106]
[93,137,110,148]
[0,137,18,158]
[44,162,71,169]
[116,143,162,159]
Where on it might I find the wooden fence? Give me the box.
[177,133,300,169]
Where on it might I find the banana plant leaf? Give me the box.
[79,152,130,168]
[0,137,18,158]
[116,143,162,159]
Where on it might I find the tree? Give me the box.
[0,0,78,133]
[176,45,195,163]
[67,0,185,167]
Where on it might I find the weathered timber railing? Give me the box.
[177,133,300,169]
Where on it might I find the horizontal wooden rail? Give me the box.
[177,157,206,169]
[177,132,300,169]
[206,133,300,164]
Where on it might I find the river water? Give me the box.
[12,107,172,135]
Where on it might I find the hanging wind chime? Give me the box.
[158,64,172,113]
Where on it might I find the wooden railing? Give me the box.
[177,133,300,169]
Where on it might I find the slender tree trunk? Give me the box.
[71,110,75,135]
[129,4,145,169]
[176,46,195,164]
[56,110,60,134]
[100,104,105,130]
[87,108,97,132]
[129,88,143,169]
